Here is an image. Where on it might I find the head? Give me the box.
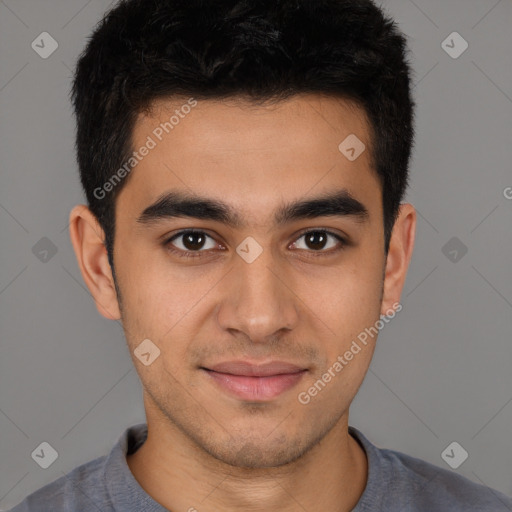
[69,0,416,468]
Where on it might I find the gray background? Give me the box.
[1,0,511,509]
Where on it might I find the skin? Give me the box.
[69,94,416,512]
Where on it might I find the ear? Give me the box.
[69,205,121,320]
[381,203,416,316]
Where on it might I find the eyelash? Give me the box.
[163,228,347,259]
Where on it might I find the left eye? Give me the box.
[291,230,344,252]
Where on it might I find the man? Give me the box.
[9,0,512,510]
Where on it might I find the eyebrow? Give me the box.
[136,189,369,228]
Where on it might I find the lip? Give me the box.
[206,360,306,376]
[201,360,308,401]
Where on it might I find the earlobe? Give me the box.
[68,205,121,320]
[380,203,416,316]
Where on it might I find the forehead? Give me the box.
[118,94,381,225]
[139,94,372,159]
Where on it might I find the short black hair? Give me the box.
[71,0,415,267]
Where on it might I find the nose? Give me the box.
[216,245,300,344]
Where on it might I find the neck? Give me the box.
[127,415,368,512]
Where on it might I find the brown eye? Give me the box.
[292,230,345,253]
[305,231,328,250]
[166,230,217,253]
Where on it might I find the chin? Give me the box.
[204,433,310,469]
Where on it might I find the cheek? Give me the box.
[297,253,384,365]
[302,255,382,320]
[116,251,219,344]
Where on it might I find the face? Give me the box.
[73,94,413,468]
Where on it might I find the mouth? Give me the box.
[200,360,308,401]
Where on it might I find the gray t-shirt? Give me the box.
[7,423,512,511]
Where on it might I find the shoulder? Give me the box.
[7,454,112,512]
[350,426,512,512]
[383,447,512,510]
[7,424,148,512]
